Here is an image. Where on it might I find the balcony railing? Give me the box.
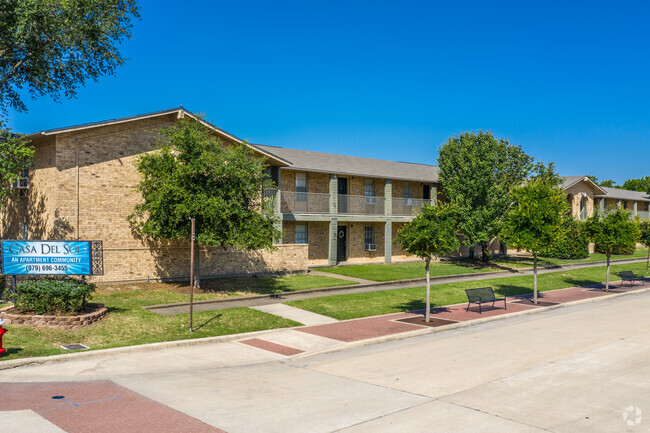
[338,195,386,215]
[637,210,650,221]
[280,190,330,214]
[264,189,431,218]
[392,198,429,215]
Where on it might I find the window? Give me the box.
[296,224,308,244]
[364,179,374,197]
[296,173,307,201]
[403,182,411,198]
[21,222,28,240]
[365,225,374,244]
[580,196,587,220]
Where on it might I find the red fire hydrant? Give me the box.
[0,318,6,357]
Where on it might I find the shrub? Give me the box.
[540,217,589,259]
[8,278,95,315]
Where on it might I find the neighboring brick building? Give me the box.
[1,108,648,283]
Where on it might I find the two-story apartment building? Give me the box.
[1,108,648,283]
[561,176,650,221]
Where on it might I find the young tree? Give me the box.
[584,208,640,291]
[395,204,460,322]
[128,116,281,285]
[638,220,650,274]
[502,163,568,304]
[0,0,140,115]
[438,131,533,261]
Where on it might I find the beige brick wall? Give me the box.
[565,181,597,219]
[1,115,309,282]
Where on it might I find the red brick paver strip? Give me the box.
[239,338,305,356]
[428,300,536,322]
[298,313,422,342]
[0,381,226,433]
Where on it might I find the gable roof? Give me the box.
[561,175,607,195]
[596,186,650,202]
[25,107,292,167]
[255,144,439,182]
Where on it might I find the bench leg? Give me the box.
[466,302,471,312]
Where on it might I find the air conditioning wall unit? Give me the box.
[365,196,378,205]
[365,243,377,251]
[405,198,418,206]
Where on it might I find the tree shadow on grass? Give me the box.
[562,276,603,289]
[396,299,425,313]
[158,276,290,297]
[193,313,222,332]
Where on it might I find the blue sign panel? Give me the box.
[1,241,92,275]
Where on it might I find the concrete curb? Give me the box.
[143,257,648,312]
[4,282,648,370]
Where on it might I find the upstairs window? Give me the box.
[296,173,307,201]
[403,182,411,198]
[364,179,374,197]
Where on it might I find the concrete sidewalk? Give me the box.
[146,256,648,315]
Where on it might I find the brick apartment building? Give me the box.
[1,108,648,283]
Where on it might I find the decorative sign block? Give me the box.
[0,240,104,276]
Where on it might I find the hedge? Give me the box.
[540,217,589,260]
[5,278,95,315]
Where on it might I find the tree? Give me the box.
[0,0,140,116]
[128,116,281,285]
[438,130,533,261]
[638,220,650,274]
[0,130,33,205]
[395,204,460,322]
[599,179,617,188]
[0,0,138,211]
[584,208,640,291]
[502,163,568,304]
[622,177,650,194]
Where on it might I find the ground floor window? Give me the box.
[296,224,308,244]
[364,225,375,250]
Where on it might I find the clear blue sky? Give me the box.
[7,0,650,184]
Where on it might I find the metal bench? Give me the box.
[465,287,506,314]
[618,271,646,287]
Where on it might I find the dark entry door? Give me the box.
[337,226,347,262]
[338,178,348,213]
[423,185,430,200]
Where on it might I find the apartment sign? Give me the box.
[0,240,104,276]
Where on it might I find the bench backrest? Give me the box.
[619,271,636,279]
[465,287,495,302]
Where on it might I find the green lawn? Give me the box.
[316,248,650,281]
[316,260,504,282]
[287,262,648,320]
[0,274,352,361]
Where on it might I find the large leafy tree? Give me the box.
[622,177,650,194]
[502,163,568,304]
[128,117,280,284]
[395,204,460,322]
[0,0,139,208]
[638,220,650,274]
[438,130,533,261]
[0,0,140,115]
[584,208,640,291]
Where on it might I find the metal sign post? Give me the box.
[189,218,195,333]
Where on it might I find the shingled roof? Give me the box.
[596,186,650,202]
[254,144,439,182]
